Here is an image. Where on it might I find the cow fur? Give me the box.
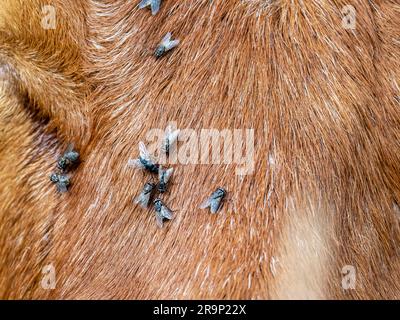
[0,0,400,299]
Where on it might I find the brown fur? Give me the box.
[0,0,399,299]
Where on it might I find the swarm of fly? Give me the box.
[129,125,178,227]
[131,2,225,227]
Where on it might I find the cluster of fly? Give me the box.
[133,2,227,225]
[130,125,228,227]
[50,144,80,193]
[129,127,178,227]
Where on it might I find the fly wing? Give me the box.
[56,182,68,193]
[127,158,145,169]
[161,32,172,46]
[210,198,223,214]
[161,138,168,154]
[161,127,170,153]
[156,211,164,228]
[150,0,161,15]
[65,143,75,153]
[162,127,180,154]
[161,205,173,220]
[165,124,173,137]
[159,166,174,183]
[200,196,212,209]
[164,39,179,51]
[138,0,151,9]
[139,141,156,163]
[161,125,172,153]
[139,141,150,160]
[168,129,180,145]
[135,191,151,208]
[158,165,164,180]
[163,168,174,183]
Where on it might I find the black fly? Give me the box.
[128,142,160,174]
[138,0,161,15]
[157,166,173,193]
[161,125,180,156]
[50,173,70,193]
[57,144,80,172]
[200,187,227,214]
[135,182,156,208]
[155,32,180,58]
[154,199,173,228]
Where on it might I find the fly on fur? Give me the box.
[157,166,173,193]
[161,125,180,155]
[154,199,173,228]
[200,187,227,214]
[155,32,179,58]
[57,143,80,172]
[138,0,161,15]
[50,173,70,193]
[128,141,160,174]
[135,182,156,208]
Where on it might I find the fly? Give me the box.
[155,32,179,58]
[157,166,173,193]
[128,141,160,174]
[50,173,71,193]
[138,0,161,15]
[161,125,180,155]
[154,198,173,228]
[57,143,80,172]
[200,187,227,214]
[135,182,156,208]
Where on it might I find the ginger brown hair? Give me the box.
[0,0,399,299]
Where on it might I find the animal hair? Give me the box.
[0,0,399,299]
